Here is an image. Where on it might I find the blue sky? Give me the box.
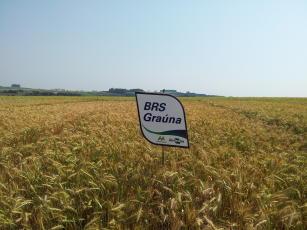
[0,0,306,96]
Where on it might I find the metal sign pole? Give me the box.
[162,146,165,166]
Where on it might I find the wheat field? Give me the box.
[0,96,306,229]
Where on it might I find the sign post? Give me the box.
[135,92,189,164]
[162,146,165,165]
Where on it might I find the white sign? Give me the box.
[135,92,189,148]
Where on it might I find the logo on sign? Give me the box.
[157,136,166,143]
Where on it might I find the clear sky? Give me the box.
[0,0,306,97]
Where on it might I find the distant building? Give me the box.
[11,84,21,88]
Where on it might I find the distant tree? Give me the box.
[11,84,21,88]
[128,88,144,92]
[108,88,128,94]
[160,89,177,93]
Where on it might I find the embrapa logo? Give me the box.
[169,137,184,145]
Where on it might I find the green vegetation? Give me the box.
[0,86,209,97]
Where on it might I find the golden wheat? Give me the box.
[0,96,306,229]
